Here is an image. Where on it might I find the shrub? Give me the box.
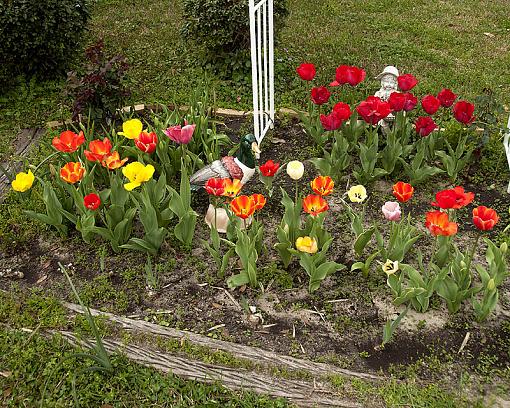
[181,0,289,77]
[0,0,90,85]
[65,40,130,123]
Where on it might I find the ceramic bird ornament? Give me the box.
[190,134,261,190]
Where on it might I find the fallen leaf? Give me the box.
[3,388,11,398]
[0,371,12,378]
[36,275,48,284]
[484,32,495,38]
[212,303,222,309]
[271,137,286,144]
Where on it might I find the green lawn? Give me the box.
[1,0,509,156]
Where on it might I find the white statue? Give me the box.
[375,66,399,133]
[504,115,510,193]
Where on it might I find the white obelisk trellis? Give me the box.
[249,0,275,145]
[504,115,510,193]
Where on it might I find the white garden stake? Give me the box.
[249,0,275,146]
[504,115,510,193]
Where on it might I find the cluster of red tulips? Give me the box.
[296,62,476,136]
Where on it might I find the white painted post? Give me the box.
[249,0,275,146]
[504,115,510,193]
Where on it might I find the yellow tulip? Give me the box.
[347,185,367,203]
[296,236,318,254]
[119,119,143,140]
[122,162,155,191]
[286,160,304,180]
[382,259,399,276]
[11,170,35,192]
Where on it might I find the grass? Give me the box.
[1,0,509,156]
[0,290,494,408]
[0,329,290,407]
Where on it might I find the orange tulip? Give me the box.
[222,178,243,197]
[102,151,128,170]
[425,210,458,236]
[52,130,85,153]
[310,175,334,196]
[251,194,266,211]
[392,181,414,202]
[230,195,255,219]
[84,138,112,162]
[60,162,85,184]
[302,194,329,216]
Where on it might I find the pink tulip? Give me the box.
[382,201,401,221]
[164,121,196,145]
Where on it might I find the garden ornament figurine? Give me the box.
[375,65,399,133]
[504,115,510,193]
[190,133,260,232]
[190,133,261,189]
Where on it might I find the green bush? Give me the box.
[181,0,289,77]
[0,0,90,85]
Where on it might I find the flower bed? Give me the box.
[1,65,510,403]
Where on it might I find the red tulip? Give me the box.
[421,95,441,115]
[388,92,418,112]
[302,194,329,216]
[320,111,343,131]
[230,195,255,219]
[259,160,280,177]
[473,206,499,231]
[392,181,414,203]
[335,65,366,87]
[296,63,316,81]
[84,138,112,162]
[415,116,438,137]
[425,210,458,236]
[402,93,418,111]
[84,193,101,210]
[397,74,418,92]
[332,102,351,121]
[431,186,474,209]
[437,88,457,108]
[356,96,391,125]
[453,101,475,125]
[135,131,158,154]
[52,130,85,153]
[311,86,331,105]
[205,178,226,196]
[388,92,406,112]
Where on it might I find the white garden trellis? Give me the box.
[504,115,510,193]
[249,0,275,146]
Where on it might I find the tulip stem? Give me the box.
[295,180,299,206]
[34,151,61,174]
[426,237,438,277]
[466,233,481,274]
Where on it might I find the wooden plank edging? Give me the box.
[63,302,381,382]
[55,330,363,408]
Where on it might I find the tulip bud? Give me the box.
[500,242,507,254]
[49,164,57,179]
[286,161,304,180]
[487,278,495,291]
[460,261,467,270]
